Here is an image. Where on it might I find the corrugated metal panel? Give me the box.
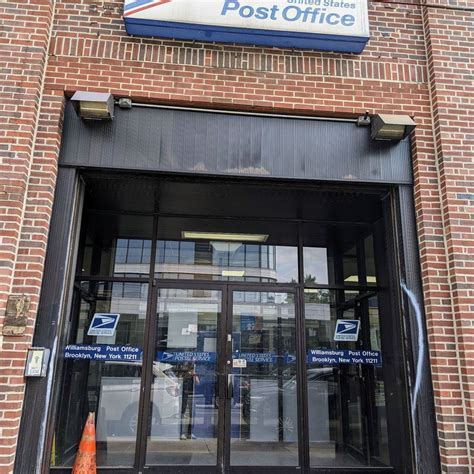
[15,168,82,473]
[59,103,413,184]
[395,185,441,471]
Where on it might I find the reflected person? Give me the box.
[179,362,200,440]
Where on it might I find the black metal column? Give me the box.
[391,185,441,474]
[14,167,84,474]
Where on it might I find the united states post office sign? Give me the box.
[123,0,370,54]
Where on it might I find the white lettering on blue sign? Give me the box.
[155,351,277,364]
[123,0,370,54]
[87,313,120,337]
[64,344,142,362]
[233,352,277,363]
[64,346,381,366]
[333,319,360,341]
[307,348,381,365]
[157,351,217,363]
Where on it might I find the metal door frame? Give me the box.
[223,284,302,474]
[138,281,397,474]
[140,281,302,474]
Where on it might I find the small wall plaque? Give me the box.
[25,347,50,377]
[3,295,31,336]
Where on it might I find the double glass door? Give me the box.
[141,284,300,472]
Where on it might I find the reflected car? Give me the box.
[96,361,181,440]
[234,367,335,443]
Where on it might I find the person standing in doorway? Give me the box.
[180,362,200,440]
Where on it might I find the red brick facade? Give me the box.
[0,1,56,470]
[0,0,472,472]
[423,2,474,469]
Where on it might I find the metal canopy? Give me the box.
[59,102,413,185]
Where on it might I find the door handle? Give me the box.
[227,374,234,400]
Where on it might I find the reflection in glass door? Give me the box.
[143,286,300,471]
[228,290,299,467]
[304,288,390,468]
[52,281,149,468]
[146,288,222,466]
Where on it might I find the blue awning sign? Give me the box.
[123,0,370,54]
[87,313,120,337]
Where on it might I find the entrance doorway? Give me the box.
[143,284,300,472]
[50,173,412,473]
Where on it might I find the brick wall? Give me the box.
[423,1,474,470]
[0,1,55,472]
[0,0,472,472]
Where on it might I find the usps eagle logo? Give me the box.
[87,313,121,336]
[333,319,360,341]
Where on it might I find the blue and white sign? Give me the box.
[334,319,360,341]
[87,313,120,337]
[308,348,381,365]
[123,0,370,53]
[64,344,142,362]
[233,351,277,363]
[158,351,278,364]
[157,351,217,363]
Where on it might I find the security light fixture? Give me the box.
[118,97,132,109]
[182,231,268,242]
[371,114,416,141]
[71,91,114,120]
[356,110,371,127]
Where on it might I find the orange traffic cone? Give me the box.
[72,412,97,474]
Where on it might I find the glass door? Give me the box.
[142,285,301,473]
[144,286,225,471]
[226,288,300,471]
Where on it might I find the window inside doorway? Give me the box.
[155,217,298,282]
